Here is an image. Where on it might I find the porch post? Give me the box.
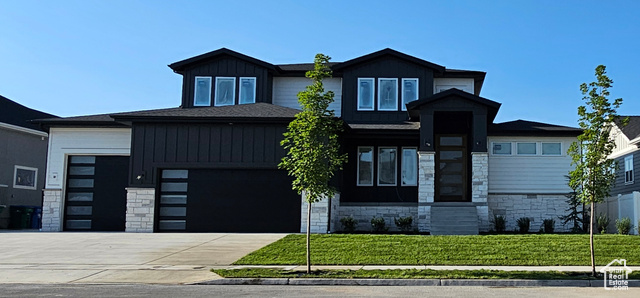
[417,151,435,232]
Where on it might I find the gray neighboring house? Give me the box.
[0,95,56,228]
[601,116,640,234]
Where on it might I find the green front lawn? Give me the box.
[234,234,640,266]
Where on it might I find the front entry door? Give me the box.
[435,135,468,202]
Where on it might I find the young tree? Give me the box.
[279,54,347,273]
[568,65,625,277]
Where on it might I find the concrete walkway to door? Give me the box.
[0,232,286,284]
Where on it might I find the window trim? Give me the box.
[193,76,212,106]
[625,155,634,184]
[357,78,375,111]
[377,78,398,111]
[491,142,512,155]
[356,146,374,186]
[516,142,537,155]
[238,77,257,104]
[541,142,562,156]
[13,165,38,190]
[377,146,398,186]
[401,147,418,186]
[214,77,236,107]
[401,78,419,111]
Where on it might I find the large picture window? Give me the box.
[214,77,236,106]
[378,78,398,111]
[625,155,634,184]
[401,78,418,111]
[378,147,397,186]
[357,78,375,111]
[401,147,417,186]
[357,146,374,186]
[239,77,256,104]
[194,77,212,106]
[14,165,38,190]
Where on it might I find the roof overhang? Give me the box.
[169,48,278,73]
[332,48,445,74]
[406,88,501,122]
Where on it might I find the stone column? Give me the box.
[472,152,489,231]
[125,187,155,233]
[300,192,334,234]
[417,151,435,232]
[41,189,63,231]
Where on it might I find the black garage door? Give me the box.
[157,169,301,232]
[64,156,129,231]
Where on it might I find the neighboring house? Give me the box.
[601,116,640,234]
[0,95,56,228]
[36,48,581,234]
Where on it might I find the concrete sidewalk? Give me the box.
[0,232,286,284]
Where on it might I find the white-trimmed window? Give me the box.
[357,78,375,111]
[214,77,236,106]
[378,78,398,111]
[542,142,562,156]
[492,142,512,155]
[357,146,374,186]
[516,142,537,155]
[401,147,417,186]
[239,77,256,104]
[378,147,397,186]
[401,78,418,111]
[194,77,212,106]
[14,165,37,190]
[625,155,634,184]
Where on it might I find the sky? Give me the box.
[1,0,638,127]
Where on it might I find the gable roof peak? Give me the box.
[168,48,276,73]
[333,48,445,73]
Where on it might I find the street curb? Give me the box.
[195,278,640,287]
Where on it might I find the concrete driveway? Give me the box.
[0,232,286,284]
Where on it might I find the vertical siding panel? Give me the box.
[220,126,232,162]
[165,126,178,163]
[274,126,286,160]
[209,126,222,162]
[198,125,210,162]
[243,126,254,163]
[253,126,265,163]
[153,125,166,162]
[131,126,146,185]
[187,125,199,162]
[176,125,189,162]
[231,126,243,163]
[264,126,276,163]
[142,125,156,182]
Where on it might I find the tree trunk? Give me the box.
[306,200,312,274]
[590,201,596,277]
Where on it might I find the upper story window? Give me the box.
[542,142,562,156]
[239,77,256,104]
[215,77,236,106]
[492,142,512,155]
[194,77,212,106]
[625,155,634,184]
[378,78,398,111]
[516,142,537,155]
[402,79,418,111]
[357,77,419,111]
[358,78,375,111]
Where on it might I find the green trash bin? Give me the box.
[9,206,32,229]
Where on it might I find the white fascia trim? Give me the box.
[0,122,48,137]
[630,136,640,145]
[609,146,640,160]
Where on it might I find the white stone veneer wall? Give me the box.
[472,152,490,231]
[488,194,571,232]
[125,187,155,233]
[417,151,435,232]
[330,203,418,233]
[300,192,330,233]
[41,189,63,231]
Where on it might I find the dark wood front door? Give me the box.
[435,135,469,202]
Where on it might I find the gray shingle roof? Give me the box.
[348,122,420,130]
[112,103,300,120]
[616,116,640,140]
[489,120,581,136]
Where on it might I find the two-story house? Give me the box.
[600,116,640,234]
[36,48,581,234]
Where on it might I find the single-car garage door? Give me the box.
[157,169,301,232]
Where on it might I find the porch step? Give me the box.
[430,206,479,235]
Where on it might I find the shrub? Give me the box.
[394,216,413,232]
[491,215,506,233]
[371,216,388,233]
[516,217,531,233]
[340,216,357,233]
[638,220,640,235]
[615,217,633,235]
[596,213,610,234]
[542,218,555,233]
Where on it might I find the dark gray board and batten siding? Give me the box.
[129,122,288,187]
[340,56,435,124]
[180,56,273,108]
[611,151,640,195]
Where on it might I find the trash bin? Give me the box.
[9,206,32,229]
[31,207,42,229]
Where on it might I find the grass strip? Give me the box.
[213,268,640,280]
[234,234,640,266]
